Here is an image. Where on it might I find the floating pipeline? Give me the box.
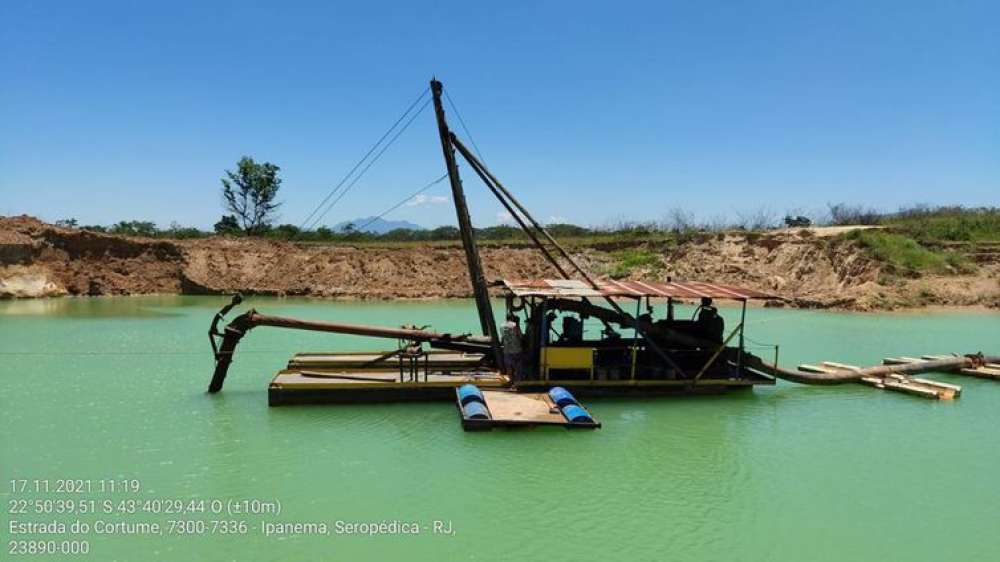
[744,351,1000,385]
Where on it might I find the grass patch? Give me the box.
[884,206,1000,242]
[607,248,663,279]
[845,230,974,276]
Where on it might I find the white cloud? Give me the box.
[496,211,514,224]
[405,194,449,207]
[547,215,568,224]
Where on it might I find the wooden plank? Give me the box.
[880,379,944,399]
[911,378,962,397]
[822,361,861,371]
[858,373,958,400]
[959,368,1000,380]
[482,392,564,424]
[859,376,885,389]
[882,356,937,365]
[911,377,962,391]
[799,364,837,374]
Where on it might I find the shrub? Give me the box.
[109,220,158,237]
[827,203,882,226]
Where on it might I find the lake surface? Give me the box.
[1,296,998,561]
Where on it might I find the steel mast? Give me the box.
[430,79,503,368]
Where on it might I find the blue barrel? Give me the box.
[458,384,485,406]
[462,401,491,420]
[548,386,578,408]
[561,404,594,424]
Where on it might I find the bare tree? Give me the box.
[703,213,731,232]
[661,207,697,234]
[735,206,779,231]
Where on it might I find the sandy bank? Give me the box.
[2,216,997,311]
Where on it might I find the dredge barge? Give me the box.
[206,79,999,428]
[246,277,780,407]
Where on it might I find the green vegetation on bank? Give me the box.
[824,204,1000,242]
[57,204,1000,244]
[62,220,672,245]
[607,249,664,279]
[844,230,974,276]
[882,206,1000,243]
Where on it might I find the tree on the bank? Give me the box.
[219,156,282,234]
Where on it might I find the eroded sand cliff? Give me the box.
[2,216,997,310]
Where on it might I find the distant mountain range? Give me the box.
[332,217,424,234]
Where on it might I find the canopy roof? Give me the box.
[502,279,777,301]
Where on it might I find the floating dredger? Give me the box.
[207,79,999,429]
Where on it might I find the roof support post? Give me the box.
[738,300,747,373]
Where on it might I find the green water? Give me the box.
[1,296,998,562]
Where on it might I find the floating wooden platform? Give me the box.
[457,390,601,430]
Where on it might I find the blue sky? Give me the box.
[1,1,997,229]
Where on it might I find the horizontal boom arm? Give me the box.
[207,309,491,393]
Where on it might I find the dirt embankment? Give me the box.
[2,215,998,310]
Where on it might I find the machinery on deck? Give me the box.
[492,278,777,396]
